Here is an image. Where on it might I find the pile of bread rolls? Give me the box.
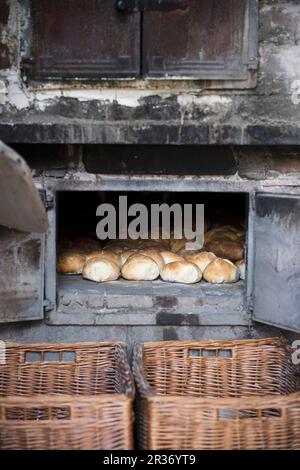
[57,224,246,284]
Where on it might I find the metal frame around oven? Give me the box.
[39,173,300,329]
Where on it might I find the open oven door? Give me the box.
[0,142,48,323]
[252,193,300,332]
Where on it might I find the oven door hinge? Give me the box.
[45,193,55,211]
[115,0,188,12]
[247,294,254,316]
[43,298,55,313]
[39,190,55,211]
[247,57,258,71]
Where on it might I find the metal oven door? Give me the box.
[253,193,300,332]
[0,142,48,323]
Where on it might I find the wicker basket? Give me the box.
[133,338,299,450]
[0,342,134,450]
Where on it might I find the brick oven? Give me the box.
[0,0,299,346]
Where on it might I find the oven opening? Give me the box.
[56,191,248,316]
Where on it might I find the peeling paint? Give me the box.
[6,69,30,110]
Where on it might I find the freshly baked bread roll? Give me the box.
[85,250,104,261]
[206,239,244,262]
[160,261,202,284]
[220,225,245,238]
[169,238,188,253]
[94,250,121,267]
[83,257,120,282]
[160,251,185,265]
[140,249,164,271]
[120,250,138,267]
[169,237,202,253]
[204,228,239,245]
[236,259,246,280]
[203,258,239,284]
[121,254,160,281]
[185,251,216,272]
[59,236,101,253]
[105,238,169,252]
[57,251,86,275]
[135,240,169,252]
[178,249,202,259]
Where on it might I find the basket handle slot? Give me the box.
[188,348,232,358]
[25,350,76,363]
[25,351,41,362]
[44,352,60,362]
[217,408,282,420]
[4,406,71,421]
[218,408,237,420]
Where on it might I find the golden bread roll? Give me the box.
[178,249,203,259]
[85,250,105,261]
[220,225,245,238]
[203,258,239,284]
[105,239,137,253]
[169,237,202,253]
[140,249,164,271]
[160,251,185,265]
[204,228,239,244]
[137,239,169,251]
[236,259,246,280]
[59,237,101,253]
[206,239,244,262]
[169,238,188,253]
[121,254,160,281]
[57,251,86,275]
[160,261,202,284]
[185,251,217,272]
[82,258,120,282]
[94,250,121,267]
[120,250,138,267]
[105,239,169,253]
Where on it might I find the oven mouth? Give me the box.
[54,190,248,320]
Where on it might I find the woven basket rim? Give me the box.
[3,341,127,349]
[146,391,300,405]
[0,394,133,404]
[134,337,288,349]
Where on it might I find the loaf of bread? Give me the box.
[178,248,203,259]
[140,249,164,271]
[82,257,120,282]
[105,238,169,253]
[121,254,160,281]
[185,251,216,272]
[120,250,138,267]
[236,259,246,280]
[57,251,86,275]
[93,249,121,267]
[85,250,105,261]
[160,251,185,265]
[160,261,202,284]
[205,239,244,262]
[169,238,189,253]
[59,236,101,254]
[204,228,239,245]
[203,258,239,284]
